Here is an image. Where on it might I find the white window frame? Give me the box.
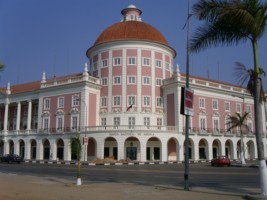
[199,117,206,131]
[128,96,136,106]
[43,117,50,131]
[128,117,135,129]
[213,118,220,132]
[225,101,230,112]
[143,96,150,106]
[72,95,80,107]
[143,76,150,85]
[143,57,150,66]
[102,59,108,68]
[113,76,121,85]
[212,99,218,110]
[144,117,150,129]
[157,118,162,129]
[155,60,162,68]
[101,118,106,126]
[101,97,107,107]
[199,98,205,109]
[128,57,136,65]
[246,105,251,113]
[44,98,50,110]
[113,96,121,106]
[128,76,136,84]
[113,117,120,129]
[102,78,108,86]
[58,96,64,108]
[113,57,121,66]
[156,78,162,86]
[165,62,170,70]
[156,97,163,107]
[56,116,64,131]
[71,115,79,130]
[236,103,241,113]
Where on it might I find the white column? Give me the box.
[36,140,43,160]
[24,140,31,160]
[16,102,21,131]
[194,142,199,161]
[64,138,71,161]
[161,139,168,162]
[117,139,125,160]
[140,140,147,162]
[27,100,32,130]
[4,102,9,131]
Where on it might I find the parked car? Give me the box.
[1,154,24,164]
[211,156,230,167]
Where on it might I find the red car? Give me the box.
[211,156,230,167]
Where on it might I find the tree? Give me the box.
[71,136,82,186]
[227,112,250,165]
[190,0,267,195]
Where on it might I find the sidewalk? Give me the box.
[0,172,255,200]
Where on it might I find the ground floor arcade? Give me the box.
[0,132,259,162]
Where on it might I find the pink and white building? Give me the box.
[0,5,266,162]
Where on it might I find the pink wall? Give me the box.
[167,93,175,126]
[89,93,96,126]
[101,51,108,59]
[141,50,151,57]
[112,50,122,57]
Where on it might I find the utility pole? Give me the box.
[184,0,191,191]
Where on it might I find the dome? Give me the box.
[94,21,169,46]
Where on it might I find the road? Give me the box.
[0,162,260,195]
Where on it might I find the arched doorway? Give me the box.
[43,139,50,160]
[19,140,25,158]
[183,139,194,160]
[199,139,208,160]
[212,139,222,158]
[167,138,178,161]
[146,137,161,161]
[30,140,37,159]
[87,138,97,161]
[247,140,255,159]
[56,139,64,160]
[125,137,140,161]
[9,140,14,154]
[104,137,118,160]
[225,139,234,159]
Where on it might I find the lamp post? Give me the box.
[78,98,88,162]
[184,0,191,191]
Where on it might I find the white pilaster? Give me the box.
[4,102,9,132]
[16,102,21,131]
[27,100,32,130]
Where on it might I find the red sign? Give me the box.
[184,87,194,116]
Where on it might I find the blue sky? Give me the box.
[0,0,266,90]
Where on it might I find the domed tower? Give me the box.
[86,5,176,127]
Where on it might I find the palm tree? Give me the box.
[71,136,82,186]
[227,112,250,165]
[190,0,267,195]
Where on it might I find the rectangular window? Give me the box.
[199,98,205,108]
[246,105,251,113]
[236,103,241,113]
[72,95,79,106]
[225,102,230,112]
[143,96,150,106]
[157,118,162,129]
[113,57,121,66]
[213,119,219,131]
[128,96,136,106]
[212,100,218,110]
[128,57,136,65]
[102,78,108,86]
[102,59,108,68]
[44,98,50,110]
[156,78,162,86]
[113,76,121,85]
[72,116,78,129]
[113,117,120,129]
[143,58,150,66]
[200,118,206,130]
[165,62,170,70]
[57,117,63,131]
[58,97,64,108]
[248,121,253,133]
[156,97,163,107]
[44,118,49,131]
[128,76,136,84]
[93,62,98,70]
[113,96,121,106]
[101,97,107,107]
[24,106,28,116]
[128,117,135,129]
[144,117,150,129]
[101,118,106,126]
[143,77,150,85]
[156,60,162,68]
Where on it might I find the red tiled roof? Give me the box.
[94,21,169,46]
